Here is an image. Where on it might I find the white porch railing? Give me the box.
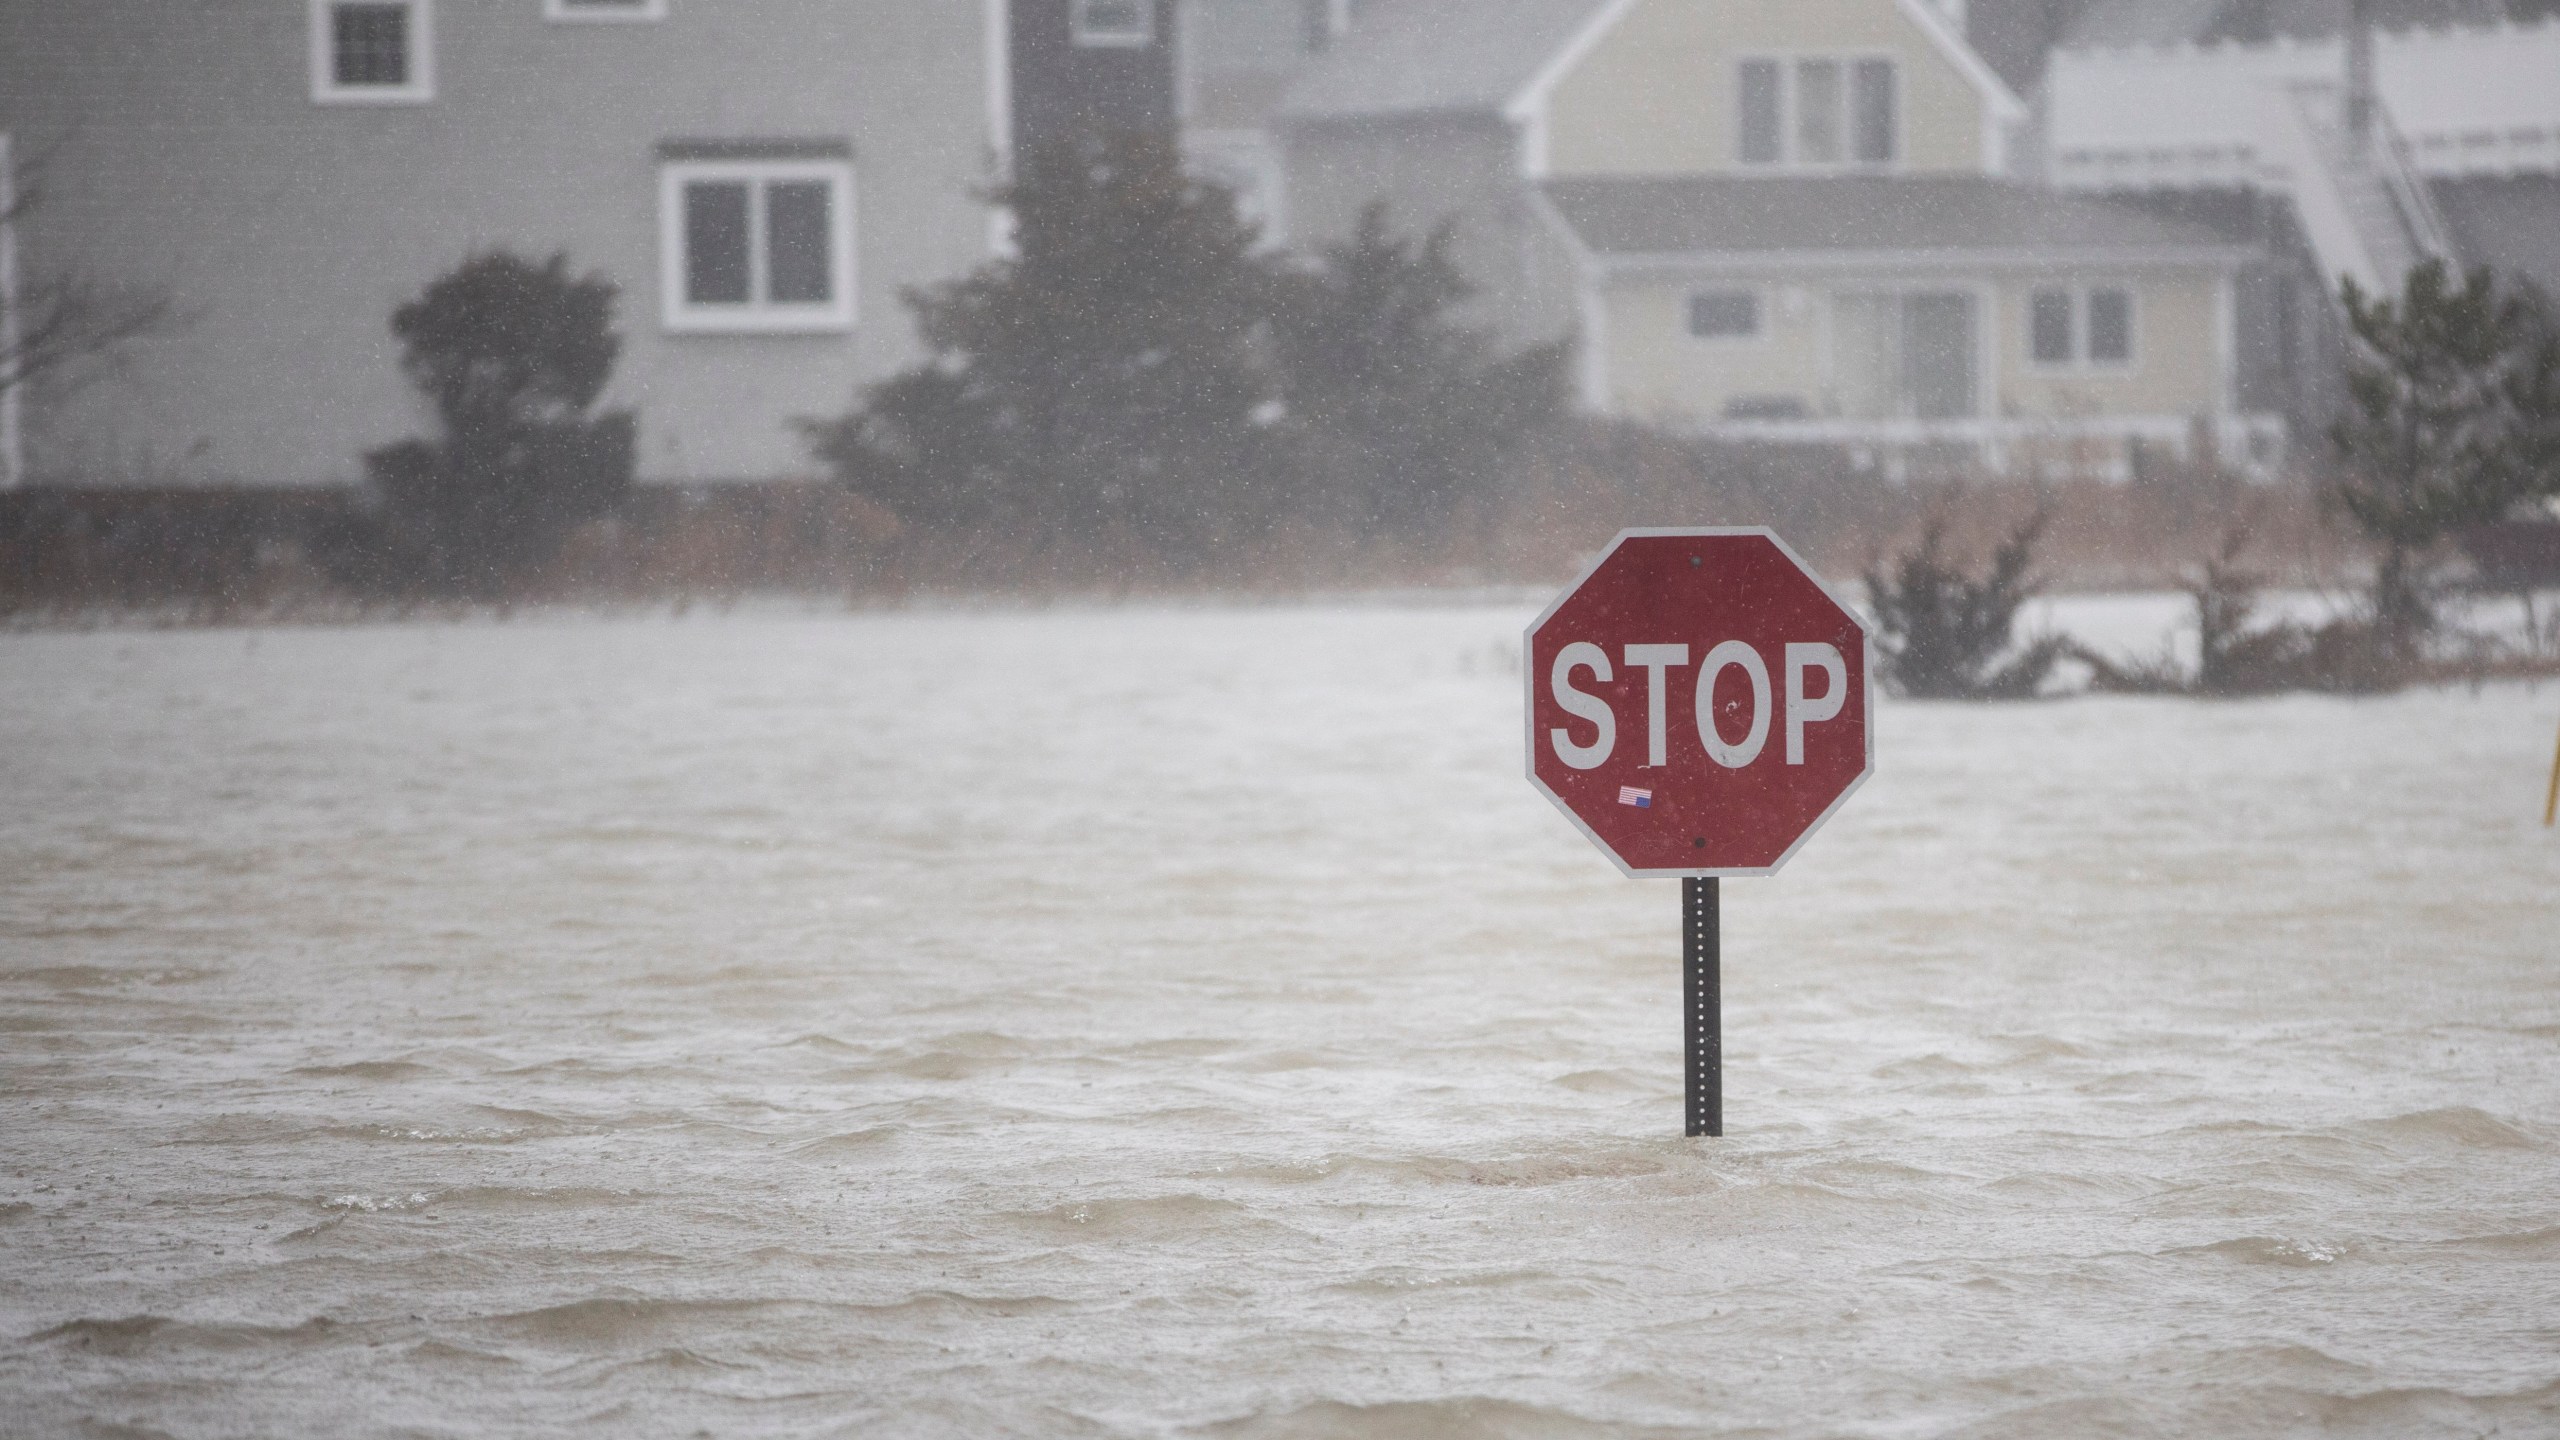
[1681,412,2291,482]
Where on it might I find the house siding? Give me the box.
[1597,265,2229,423]
[1,0,996,487]
[1279,113,1578,345]
[1543,0,1992,178]
[1010,0,1180,157]
[1992,269,2225,419]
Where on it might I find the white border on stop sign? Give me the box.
[1521,525,1879,880]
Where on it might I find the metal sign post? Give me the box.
[1684,876,1720,1137]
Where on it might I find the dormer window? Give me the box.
[1071,0,1154,48]
[310,0,433,104]
[1737,57,1895,168]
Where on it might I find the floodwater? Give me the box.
[2,601,2556,1438]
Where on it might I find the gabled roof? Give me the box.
[1540,175,2247,260]
[1276,0,1618,122]
[1279,0,2024,166]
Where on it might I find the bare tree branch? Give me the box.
[1,133,190,403]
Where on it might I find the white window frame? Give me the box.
[309,0,435,105]
[1686,288,1765,343]
[544,0,667,22]
[1734,53,1900,172]
[658,159,857,335]
[1071,0,1156,48]
[2025,282,2138,373]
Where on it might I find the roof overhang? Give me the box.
[1571,244,2260,276]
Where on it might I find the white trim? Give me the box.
[0,132,19,491]
[2023,280,2139,374]
[1504,0,1642,178]
[1522,526,1877,880]
[1732,52,1907,172]
[2213,270,2236,417]
[544,0,666,21]
[1069,0,1155,49]
[984,0,1014,253]
[309,0,435,105]
[1888,0,2024,171]
[658,159,857,335]
[1588,245,2254,276]
[1528,186,1613,409]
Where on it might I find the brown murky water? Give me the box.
[3,604,2556,1437]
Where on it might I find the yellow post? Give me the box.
[2547,711,2560,828]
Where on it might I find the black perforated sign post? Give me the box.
[1684,877,1720,1138]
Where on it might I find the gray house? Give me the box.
[0,0,1008,489]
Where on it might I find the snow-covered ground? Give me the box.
[2,599,2555,1437]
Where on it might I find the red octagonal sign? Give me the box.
[1526,528,1874,877]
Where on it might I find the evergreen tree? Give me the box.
[1270,204,1567,537]
[2330,260,2544,649]
[809,135,1281,567]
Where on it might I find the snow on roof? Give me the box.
[1275,0,1619,121]
[1539,175,2246,258]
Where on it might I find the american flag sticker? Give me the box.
[1618,786,1653,808]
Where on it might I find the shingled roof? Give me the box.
[1276,0,1616,121]
[1539,175,2247,258]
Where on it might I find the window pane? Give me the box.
[1688,291,1760,338]
[765,180,834,305]
[1853,60,1896,164]
[684,181,752,305]
[1073,0,1152,44]
[2088,288,2132,362]
[333,3,411,87]
[1831,292,1900,419]
[1738,61,1781,165]
[1902,292,1976,419]
[1795,60,1842,164]
[2030,288,2074,363]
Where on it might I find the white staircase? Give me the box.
[2278,81,2459,298]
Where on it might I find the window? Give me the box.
[310,0,433,104]
[2087,288,2132,363]
[1072,0,1154,47]
[658,153,855,333]
[1735,56,1895,168]
[2027,285,2135,368]
[2030,289,2074,364]
[545,0,666,20]
[1738,60,1782,165]
[1688,290,1762,339]
[1833,291,1978,420]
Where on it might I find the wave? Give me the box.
[789,1126,906,1158]
[28,1314,345,1356]
[483,1290,1072,1347]
[1197,1396,1658,1440]
[2178,1234,2355,1267]
[1209,1146,1672,1189]
[996,1193,1263,1241]
[287,1059,438,1081]
[2358,1106,2543,1150]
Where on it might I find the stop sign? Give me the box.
[1525,528,1873,876]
